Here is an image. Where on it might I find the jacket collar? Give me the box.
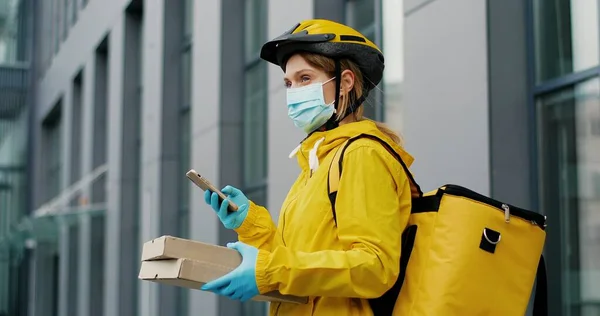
[289,120,415,173]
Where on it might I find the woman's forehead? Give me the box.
[285,55,311,70]
[285,55,322,77]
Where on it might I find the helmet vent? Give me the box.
[340,35,366,43]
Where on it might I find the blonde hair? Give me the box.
[299,52,403,145]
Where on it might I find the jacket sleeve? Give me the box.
[253,144,412,298]
[234,202,277,251]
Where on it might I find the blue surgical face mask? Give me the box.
[286,77,336,134]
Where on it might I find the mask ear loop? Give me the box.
[324,59,343,131]
[323,59,368,130]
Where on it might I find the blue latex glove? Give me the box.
[201,242,260,302]
[203,185,249,229]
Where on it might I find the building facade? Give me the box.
[0,0,598,315]
[0,0,33,315]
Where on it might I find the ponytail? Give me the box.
[373,120,403,146]
[357,117,403,146]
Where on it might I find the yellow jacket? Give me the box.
[235,120,414,315]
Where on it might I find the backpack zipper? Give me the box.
[440,184,546,230]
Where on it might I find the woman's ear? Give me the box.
[340,69,355,95]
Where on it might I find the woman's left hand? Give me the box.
[201,242,260,302]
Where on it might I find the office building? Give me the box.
[0,0,598,315]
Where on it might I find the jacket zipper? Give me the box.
[441,184,546,229]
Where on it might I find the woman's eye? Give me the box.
[301,76,310,82]
[284,81,291,88]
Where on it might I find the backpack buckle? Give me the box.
[502,204,510,223]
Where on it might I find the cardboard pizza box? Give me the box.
[139,235,308,305]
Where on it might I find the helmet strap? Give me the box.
[339,94,366,121]
[324,59,343,130]
[323,59,368,130]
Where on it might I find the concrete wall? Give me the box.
[404,0,490,194]
[0,108,28,164]
[187,0,222,314]
[487,0,533,209]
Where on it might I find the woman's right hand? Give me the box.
[204,185,250,229]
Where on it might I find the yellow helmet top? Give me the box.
[260,19,385,90]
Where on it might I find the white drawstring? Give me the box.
[288,144,301,159]
[288,137,325,173]
[308,137,325,173]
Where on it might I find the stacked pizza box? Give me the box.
[138,235,308,304]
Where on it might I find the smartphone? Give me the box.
[186,169,239,211]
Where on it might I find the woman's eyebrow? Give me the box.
[283,69,314,81]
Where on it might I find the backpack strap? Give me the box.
[327,133,422,226]
[533,255,548,315]
[326,138,347,225]
[326,134,423,316]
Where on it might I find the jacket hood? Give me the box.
[289,120,415,172]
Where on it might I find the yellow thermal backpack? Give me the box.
[327,134,548,316]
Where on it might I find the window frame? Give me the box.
[527,0,600,210]
[43,108,63,202]
[526,0,600,313]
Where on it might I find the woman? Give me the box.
[201,19,416,315]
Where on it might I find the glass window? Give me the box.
[41,0,53,73]
[63,0,69,40]
[179,108,190,237]
[54,0,60,53]
[243,64,268,188]
[244,0,267,62]
[181,50,192,109]
[345,0,377,41]
[44,111,62,201]
[243,0,268,190]
[183,0,193,41]
[0,0,21,64]
[67,221,79,316]
[537,78,600,315]
[49,0,54,56]
[345,0,382,120]
[70,74,83,185]
[89,213,106,316]
[533,0,599,83]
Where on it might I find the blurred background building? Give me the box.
[0,0,32,315]
[0,0,598,315]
